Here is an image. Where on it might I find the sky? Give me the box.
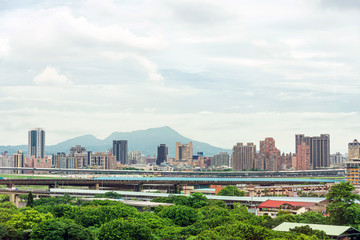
[0,0,360,153]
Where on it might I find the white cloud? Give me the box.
[0,0,360,155]
[33,66,72,86]
[0,37,10,57]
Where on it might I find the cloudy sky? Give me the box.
[1,0,360,153]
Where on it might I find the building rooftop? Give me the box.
[257,200,317,209]
[273,222,360,237]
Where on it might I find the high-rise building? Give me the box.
[348,139,360,160]
[257,137,280,171]
[113,140,128,164]
[331,152,343,165]
[295,134,330,169]
[175,142,193,161]
[90,152,116,169]
[232,142,256,171]
[28,128,45,158]
[156,144,168,165]
[13,150,24,174]
[296,142,310,170]
[211,152,230,167]
[128,150,144,164]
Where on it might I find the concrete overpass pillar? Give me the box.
[89,183,99,190]
[15,195,20,208]
[9,193,15,204]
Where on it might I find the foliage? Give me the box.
[1,184,357,240]
[158,205,199,227]
[30,219,92,240]
[94,191,122,199]
[152,192,209,208]
[0,194,10,202]
[208,200,227,209]
[27,191,34,208]
[70,203,139,228]
[326,181,360,225]
[196,221,273,240]
[7,209,53,230]
[35,204,78,218]
[290,225,329,240]
[97,218,152,240]
[33,194,75,207]
[188,192,209,208]
[217,185,246,197]
[0,223,23,240]
[0,203,19,223]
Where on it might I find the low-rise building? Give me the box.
[273,222,360,239]
[256,200,320,218]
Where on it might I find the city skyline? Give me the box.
[0,126,354,155]
[1,1,360,153]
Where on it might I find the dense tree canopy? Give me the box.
[0,183,357,240]
[97,218,152,240]
[30,219,92,240]
[217,185,246,197]
[326,181,360,225]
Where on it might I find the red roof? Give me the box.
[257,200,316,209]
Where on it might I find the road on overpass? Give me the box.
[0,177,343,191]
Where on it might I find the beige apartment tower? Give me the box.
[348,139,360,160]
[232,142,256,171]
[296,142,310,170]
[175,142,193,161]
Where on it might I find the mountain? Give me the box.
[0,126,231,157]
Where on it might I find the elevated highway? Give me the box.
[0,167,345,178]
[0,177,343,192]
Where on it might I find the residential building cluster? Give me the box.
[232,134,331,171]
[1,128,357,173]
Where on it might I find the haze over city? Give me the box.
[1,0,360,153]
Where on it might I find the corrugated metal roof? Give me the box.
[273,222,354,236]
[257,200,316,208]
[94,177,341,183]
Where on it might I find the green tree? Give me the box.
[94,191,122,199]
[196,221,272,240]
[158,205,199,227]
[188,192,208,208]
[0,223,23,240]
[71,204,138,227]
[30,219,92,240]
[7,209,53,230]
[27,191,34,208]
[289,225,329,240]
[97,218,152,240]
[326,181,360,225]
[295,211,328,225]
[217,185,246,196]
[35,204,77,218]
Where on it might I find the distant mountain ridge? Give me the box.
[0,126,231,157]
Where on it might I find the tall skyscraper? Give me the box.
[348,139,360,160]
[113,140,128,164]
[257,137,280,171]
[156,144,168,165]
[175,142,193,161]
[232,142,256,171]
[13,150,25,174]
[295,134,330,169]
[28,128,45,158]
[296,142,310,170]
